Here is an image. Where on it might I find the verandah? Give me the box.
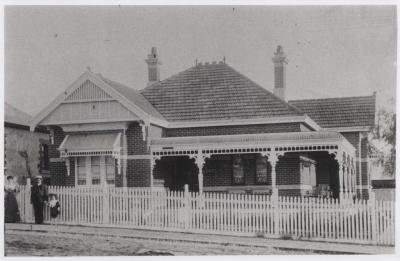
[150,131,357,197]
[16,185,394,246]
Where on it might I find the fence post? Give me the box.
[184,184,190,230]
[25,179,32,223]
[369,191,377,244]
[272,189,279,236]
[103,184,110,224]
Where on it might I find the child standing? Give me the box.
[48,194,60,226]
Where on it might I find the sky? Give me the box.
[4,5,397,117]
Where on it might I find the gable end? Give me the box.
[65,80,112,101]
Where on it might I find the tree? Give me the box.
[373,108,396,177]
[18,150,32,179]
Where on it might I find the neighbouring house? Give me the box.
[369,142,395,201]
[30,46,376,199]
[371,179,395,201]
[4,103,50,184]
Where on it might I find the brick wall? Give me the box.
[49,126,66,185]
[49,126,65,158]
[342,131,370,199]
[361,137,369,186]
[127,159,151,187]
[126,122,152,187]
[165,123,302,137]
[65,159,75,186]
[50,162,66,186]
[341,132,361,183]
[126,122,148,155]
[276,153,300,185]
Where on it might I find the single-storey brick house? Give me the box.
[30,46,376,199]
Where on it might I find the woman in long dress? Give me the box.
[4,176,20,223]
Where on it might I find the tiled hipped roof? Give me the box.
[289,95,376,129]
[141,62,304,122]
[92,62,375,130]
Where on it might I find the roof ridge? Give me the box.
[289,94,376,103]
[140,65,197,93]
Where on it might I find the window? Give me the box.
[91,156,101,185]
[300,156,316,187]
[77,157,86,185]
[232,155,244,185]
[256,156,268,184]
[105,156,115,185]
[39,142,49,172]
[75,156,116,186]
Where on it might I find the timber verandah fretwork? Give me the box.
[150,131,357,197]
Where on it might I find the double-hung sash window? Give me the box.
[105,156,115,185]
[77,157,87,185]
[232,155,245,185]
[75,156,116,186]
[91,156,101,185]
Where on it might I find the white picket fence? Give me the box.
[16,185,395,246]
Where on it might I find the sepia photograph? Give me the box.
[3,3,397,257]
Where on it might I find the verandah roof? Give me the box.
[151,131,355,157]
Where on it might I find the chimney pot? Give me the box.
[145,47,161,86]
[272,45,288,100]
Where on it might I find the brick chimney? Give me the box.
[272,45,288,100]
[145,47,161,86]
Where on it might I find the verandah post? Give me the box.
[193,152,206,195]
[268,151,280,236]
[338,158,344,201]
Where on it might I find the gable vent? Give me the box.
[65,80,112,101]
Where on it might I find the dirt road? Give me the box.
[5,229,314,256]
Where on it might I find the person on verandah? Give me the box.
[31,176,48,224]
[4,175,21,223]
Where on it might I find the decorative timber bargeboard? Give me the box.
[150,131,356,196]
